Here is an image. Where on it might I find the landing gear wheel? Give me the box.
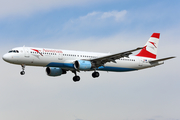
[20,71,25,75]
[73,76,80,82]
[72,70,80,82]
[92,72,100,78]
[20,64,25,75]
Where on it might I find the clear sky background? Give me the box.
[0,0,179,120]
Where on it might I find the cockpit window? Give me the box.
[8,50,19,53]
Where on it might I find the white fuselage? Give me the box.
[2,47,161,72]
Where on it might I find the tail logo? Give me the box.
[149,41,157,48]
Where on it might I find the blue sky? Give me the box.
[0,0,180,45]
[0,0,180,120]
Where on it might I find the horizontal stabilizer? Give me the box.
[149,56,176,64]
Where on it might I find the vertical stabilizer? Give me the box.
[136,33,160,59]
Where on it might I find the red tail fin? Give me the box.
[136,33,160,59]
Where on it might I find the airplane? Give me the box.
[2,33,175,82]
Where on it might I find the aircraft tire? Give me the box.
[92,72,99,78]
[73,76,80,82]
[20,71,25,75]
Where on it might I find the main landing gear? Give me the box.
[72,71,80,82]
[20,64,25,75]
[72,70,100,82]
[92,71,100,78]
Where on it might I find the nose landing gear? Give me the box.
[20,64,25,75]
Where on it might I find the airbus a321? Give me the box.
[2,33,175,82]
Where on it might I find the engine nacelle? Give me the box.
[46,67,66,77]
[74,60,92,70]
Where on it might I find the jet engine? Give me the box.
[74,60,93,70]
[46,67,66,76]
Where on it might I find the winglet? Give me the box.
[137,47,144,50]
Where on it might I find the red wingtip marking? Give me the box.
[151,33,160,39]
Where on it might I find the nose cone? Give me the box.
[2,54,10,62]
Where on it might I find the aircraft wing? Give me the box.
[90,47,143,68]
[149,56,176,64]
